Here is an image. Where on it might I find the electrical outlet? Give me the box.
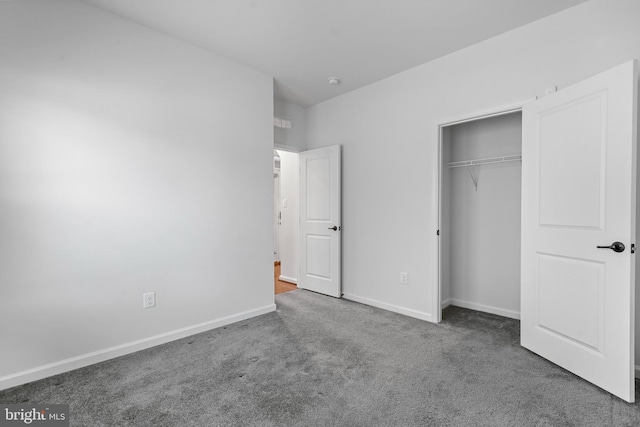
[400,272,408,285]
[143,292,156,309]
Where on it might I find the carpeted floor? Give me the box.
[1,289,639,426]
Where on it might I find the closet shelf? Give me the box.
[448,154,522,168]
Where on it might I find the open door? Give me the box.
[298,145,342,297]
[521,60,638,402]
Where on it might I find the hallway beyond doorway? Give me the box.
[275,263,297,295]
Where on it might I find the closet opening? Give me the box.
[439,110,523,322]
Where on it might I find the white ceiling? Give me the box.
[81,0,588,107]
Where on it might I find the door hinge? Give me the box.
[437,229,440,236]
[632,243,636,254]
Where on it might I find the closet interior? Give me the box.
[440,111,523,320]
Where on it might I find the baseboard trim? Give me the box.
[441,298,452,309]
[0,303,277,391]
[342,293,433,322]
[635,365,640,379]
[448,298,520,320]
[278,275,297,284]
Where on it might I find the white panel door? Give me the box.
[299,145,341,297]
[521,60,638,402]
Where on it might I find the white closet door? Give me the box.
[521,60,638,402]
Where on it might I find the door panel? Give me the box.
[307,234,332,279]
[299,145,341,297]
[537,254,604,351]
[306,157,332,221]
[521,60,637,402]
[538,93,605,229]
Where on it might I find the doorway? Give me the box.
[439,110,523,321]
[273,149,300,294]
[273,151,281,264]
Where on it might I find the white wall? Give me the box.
[275,150,299,284]
[305,0,640,363]
[274,98,307,151]
[0,0,274,389]
[444,113,522,319]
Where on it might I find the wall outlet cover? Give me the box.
[400,272,409,285]
[143,292,156,309]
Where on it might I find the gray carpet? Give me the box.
[1,289,639,426]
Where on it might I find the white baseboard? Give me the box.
[447,298,520,320]
[0,303,276,391]
[636,365,640,379]
[342,293,433,322]
[441,298,452,309]
[278,275,297,284]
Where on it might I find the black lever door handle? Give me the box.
[328,226,338,231]
[596,242,625,253]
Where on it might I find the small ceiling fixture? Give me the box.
[327,77,341,85]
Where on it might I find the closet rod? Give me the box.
[447,154,522,168]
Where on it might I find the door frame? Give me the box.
[434,101,532,323]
